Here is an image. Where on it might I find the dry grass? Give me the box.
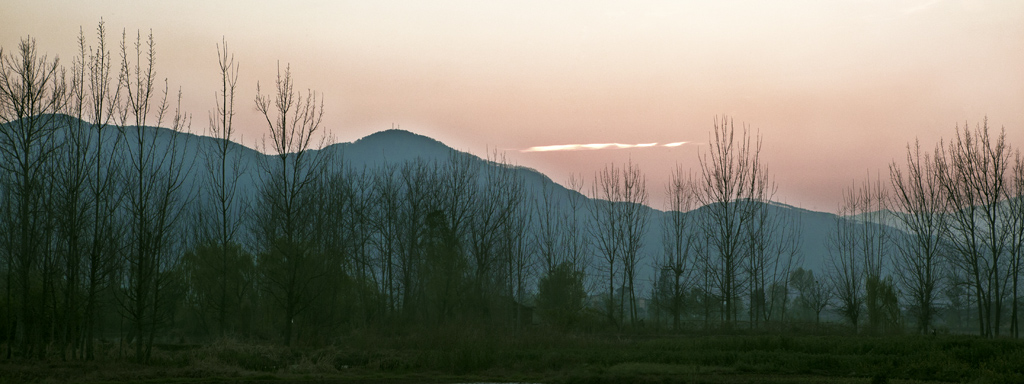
[1,331,1022,383]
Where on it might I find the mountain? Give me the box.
[313,129,891,281]
[332,128,454,166]
[40,115,862,289]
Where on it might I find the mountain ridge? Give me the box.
[26,114,858,283]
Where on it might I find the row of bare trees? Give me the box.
[828,174,900,334]
[936,121,1024,338]
[827,120,1024,337]
[649,117,801,331]
[0,24,198,361]
[0,25,806,355]
[0,21,858,351]
[0,23,546,358]
[4,22,1024,368]
[648,118,1024,338]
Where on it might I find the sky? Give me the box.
[2,0,1022,212]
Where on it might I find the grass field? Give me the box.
[1,328,1022,383]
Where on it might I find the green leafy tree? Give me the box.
[181,242,254,337]
[791,267,831,324]
[866,275,902,333]
[537,262,586,330]
[423,209,467,324]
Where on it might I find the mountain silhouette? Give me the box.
[39,114,866,289]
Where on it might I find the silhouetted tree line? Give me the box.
[2,21,1024,364]
[0,24,547,361]
[648,118,801,331]
[648,119,1024,339]
[884,120,1024,338]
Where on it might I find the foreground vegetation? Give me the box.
[1,327,1023,383]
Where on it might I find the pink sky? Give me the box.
[3,0,1022,212]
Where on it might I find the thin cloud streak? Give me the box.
[521,141,690,152]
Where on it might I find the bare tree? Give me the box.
[0,36,67,358]
[324,166,375,327]
[936,119,1011,337]
[423,153,477,323]
[563,174,590,284]
[828,184,864,331]
[369,163,401,318]
[1008,152,1024,338]
[115,29,193,362]
[535,176,563,276]
[827,172,895,334]
[658,165,698,330]
[81,20,123,361]
[854,173,893,334]
[747,200,801,327]
[396,160,437,321]
[589,165,621,326]
[692,224,716,328]
[347,169,377,325]
[619,160,650,327]
[589,160,649,328]
[889,140,946,334]
[252,62,330,346]
[496,163,531,329]
[300,163,360,333]
[467,151,519,319]
[694,116,767,327]
[53,26,98,360]
[192,38,249,338]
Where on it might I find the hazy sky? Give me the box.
[3,0,1022,211]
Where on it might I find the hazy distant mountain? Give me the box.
[48,115,864,287]
[329,128,454,166]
